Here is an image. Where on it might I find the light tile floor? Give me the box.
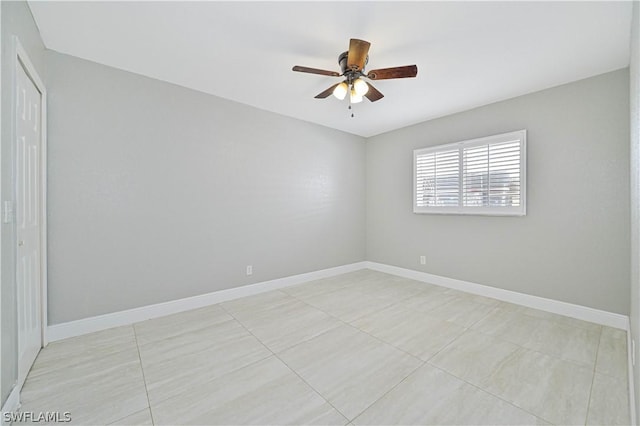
[18,270,630,425]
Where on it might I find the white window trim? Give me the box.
[413,130,527,216]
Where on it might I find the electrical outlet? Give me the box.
[246,265,253,276]
[420,255,426,265]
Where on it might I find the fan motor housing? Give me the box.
[338,51,368,75]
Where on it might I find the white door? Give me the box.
[16,58,42,383]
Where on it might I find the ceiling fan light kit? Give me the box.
[333,82,348,100]
[350,87,363,104]
[353,78,369,96]
[292,38,418,116]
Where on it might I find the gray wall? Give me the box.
[1,0,45,406]
[366,69,630,315]
[629,0,640,420]
[45,51,366,325]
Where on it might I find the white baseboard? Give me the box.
[49,259,628,338]
[365,261,629,330]
[47,261,367,342]
[1,385,21,426]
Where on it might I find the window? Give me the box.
[414,130,526,216]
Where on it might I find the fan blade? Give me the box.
[315,83,339,99]
[367,65,418,80]
[347,39,371,71]
[364,83,384,102]
[292,66,340,77]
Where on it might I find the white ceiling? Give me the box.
[28,1,632,138]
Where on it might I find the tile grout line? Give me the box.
[132,324,156,426]
[129,313,276,411]
[218,304,350,425]
[265,283,474,423]
[284,287,431,361]
[227,283,430,367]
[281,278,581,423]
[221,293,345,355]
[339,299,553,425]
[465,305,603,371]
[463,324,599,372]
[19,330,152,423]
[106,409,152,426]
[219,286,404,409]
[584,326,604,425]
[423,325,471,364]
[405,301,500,368]
[133,315,238,359]
[426,362,553,425]
[284,276,440,322]
[143,349,275,412]
[464,300,500,329]
[422,323,597,424]
[299,318,431,422]
[347,360,426,424]
[584,330,629,381]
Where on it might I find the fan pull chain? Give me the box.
[348,104,354,118]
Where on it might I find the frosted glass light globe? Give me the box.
[333,82,348,100]
[353,78,369,96]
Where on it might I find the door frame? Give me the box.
[11,36,48,359]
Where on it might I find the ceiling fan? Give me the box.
[292,38,418,104]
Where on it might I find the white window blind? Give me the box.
[414,130,526,215]
[415,149,459,207]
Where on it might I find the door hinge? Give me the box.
[3,201,13,224]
